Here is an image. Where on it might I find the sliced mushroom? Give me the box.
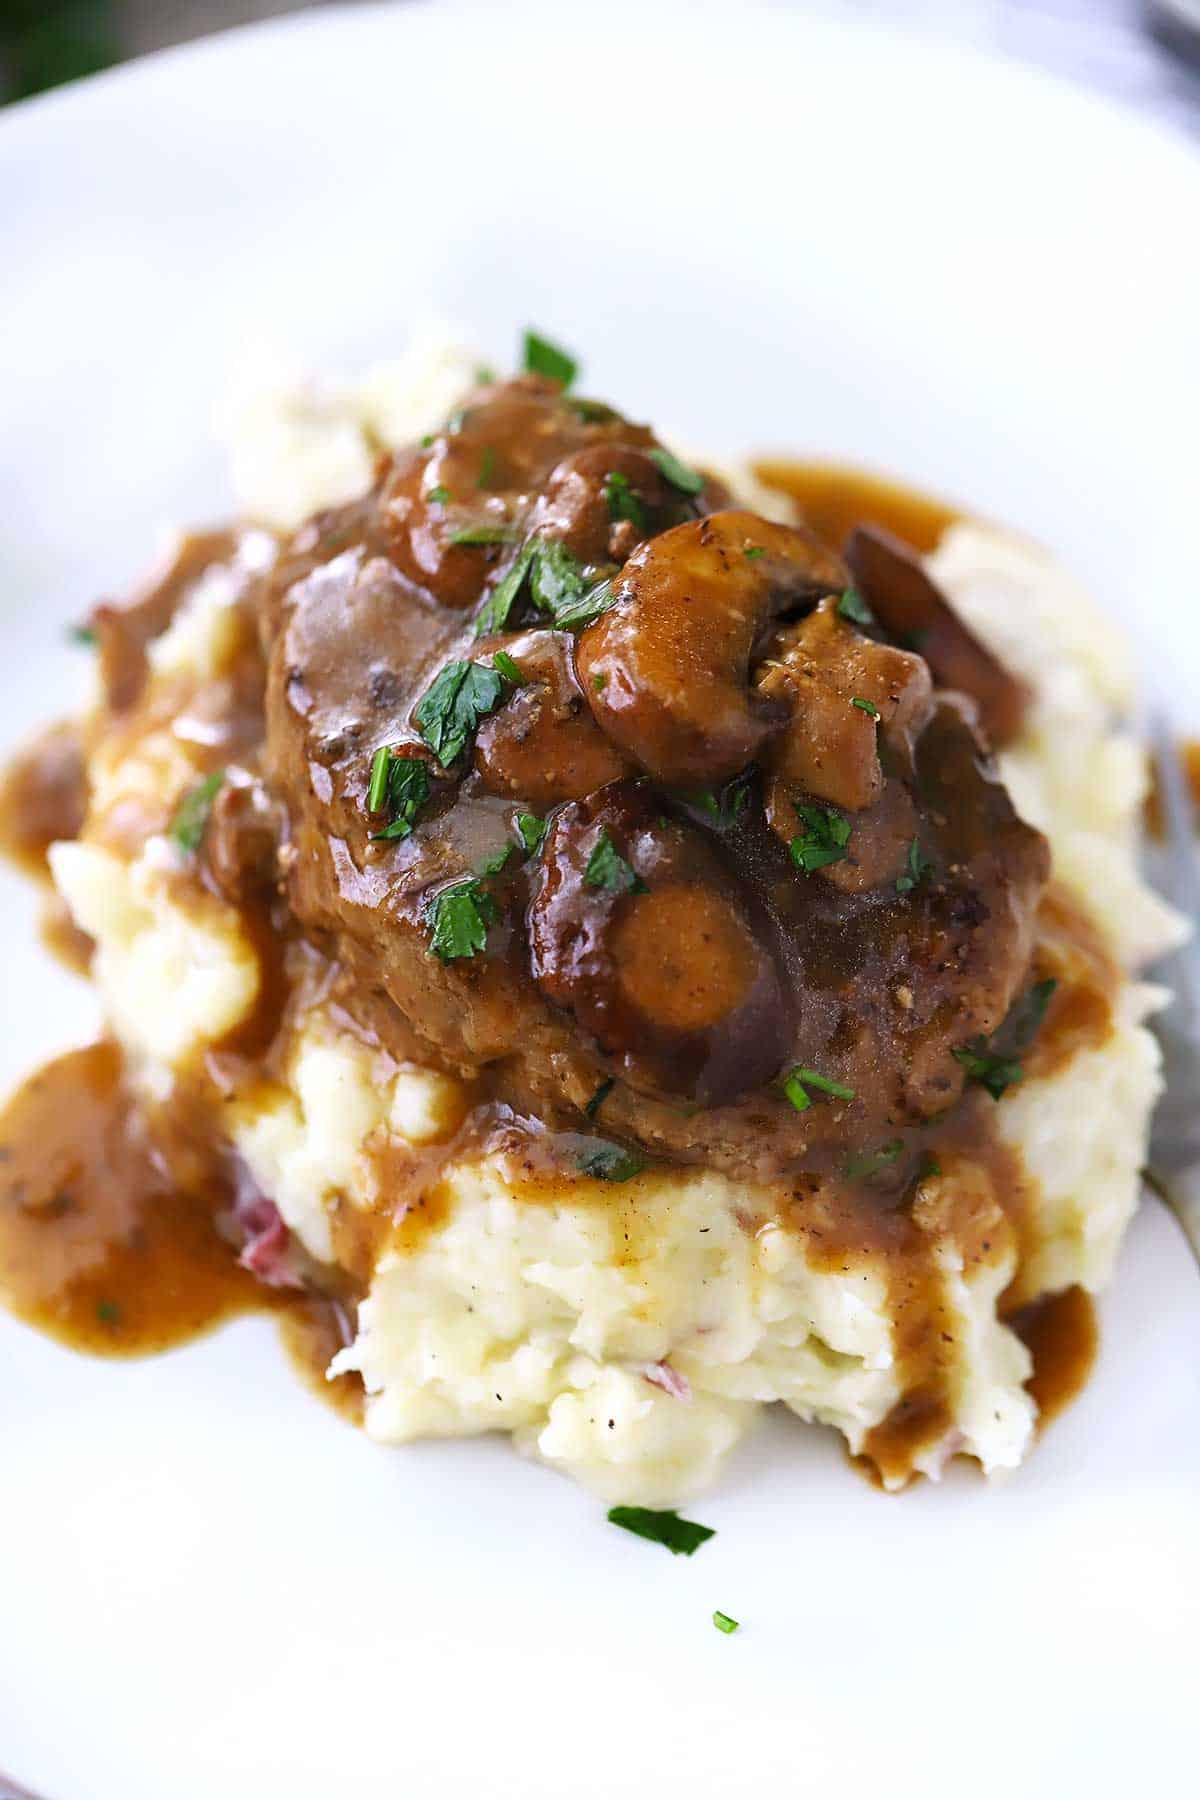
[577,510,848,785]
[472,629,632,809]
[845,525,1031,746]
[528,781,791,1104]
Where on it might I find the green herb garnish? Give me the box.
[592,672,607,691]
[550,576,617,631]
[650,447,704,496]
[474,542,536,638]
[170,770,224,854]
[449,523,516,547]
[837,588,875,628]
[607,1506,715,1556]
[414,661,505,765]
[578,1140,644,1182]
[603,470,648,529]
[474,364,496,386]
[522,329,578,389]
[743,545,765,561]
[426,484,450,505]
[95,1299,121,1327]
[781,1066,856,1113]
[425,878,499,962]
[67,622,96,647]
[477,843,514,876]
[368,753,431,841]
[566,396,617,424]
[584,1078,614,1119]
[687,783,749,829]
[492,650,525,685]
[712,1611,740,1635]
[851,696,880,719]
[953,977,1057,1101]
[529,538,586,616]
[844,1139,905,1181]
[477,447,496,489]
[789,804,851,875]
[516,812,547,856]
[584,829,645,894]
[895,838,935,894]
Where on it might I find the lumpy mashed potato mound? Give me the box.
[47,339,1184,1500]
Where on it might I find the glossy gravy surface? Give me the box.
[0,459,1120,1472]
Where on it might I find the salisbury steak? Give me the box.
[254,375,1049,1179]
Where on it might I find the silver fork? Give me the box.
[1145,715,1200,1262]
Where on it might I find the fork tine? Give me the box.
[1147,713,1200,1025]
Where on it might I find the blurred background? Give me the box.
[1,0,1199,137]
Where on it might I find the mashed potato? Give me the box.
[47,341,1185,1501]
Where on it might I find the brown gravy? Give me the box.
[1012,1286,1099,1429]
[0,1041,363,1424]
[1145,735,1200,836]
[753,458,963,555]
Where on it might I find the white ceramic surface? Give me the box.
[2,6,1198,1797]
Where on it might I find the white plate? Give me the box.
[2,6,1199,1797]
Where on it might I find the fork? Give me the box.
[1145,715,1200,1263]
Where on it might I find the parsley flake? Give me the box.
[852,696,880,719]
[743,545,765,561]
[953,977,1057,1101]
[789,804,851,874]
[449,523,516,547]
[650,447,704,496]
[522,329,578,389]
[584,1077,615,1119]
[607,1506,715,1556]
[492,650,525,685]
[837,587,875,628]
[844,1139,905,1181]
[477,447,496,489]
[712,1611,740,1635]
[781,1067,856,1112]
[426,484,450,505]
[584,829,646,894]
[603,470,648,529]
[578,1140,644,1182]
[425,878,498,962]
[170,770,224,854]
[414,661,505,766]
[477,843,513,876]
[474,542,536,638]
[367,751,431,841]
[895,838,935,894]
[67,622,96,647]
[550,575,617,631]
[95,1298,121,1327]
[516,812,547,856]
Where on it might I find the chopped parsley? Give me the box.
[578,1140,644,1182]
[515,811,548,856]
[607,1506,715,1556]
[953,977,1058,1101]
[170,770,224,854]
[473,537,617,638]
[851,696,880,719]
[712,1611,740,1635]
[426,484,450,505]
[837,587,875,628]
[584,829,646,894]
[650,447,704,496]
[592,672,607,691]
[67,622,96,647]
[477,843,514,876]
[789,804,851,874]
[414,661,505,765]
[743,545,765,561]
[492,650,525,685]
[474,542,536,638]
[688,783,749,829]
[474,364,496,386]
[603,469,647,529]
[476,446,496,488]
[781,1067,856,1112]
[95,1298,121,1327]
[895,838,935,894]
[844,1139,905,1181]
[550,575,617,631]
[449,523,516,547]
[584,1077,614,1119]
[425,878,499,962]
[522,329,578,389]
[367,752,431,841]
